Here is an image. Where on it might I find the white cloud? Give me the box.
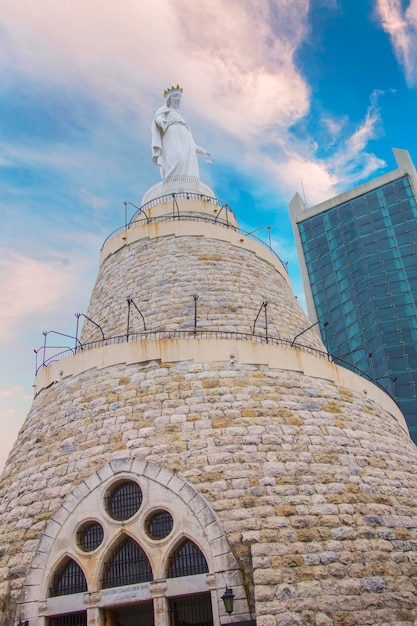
[375,0,417,86]
[0,386,24,398]
[0,250,66,339]
[230,89,387,208]
[0,0,311,137]
[325,91,385,185]
[168,0,311,135]
[0,250,89,341]
[0,0,395,473]
[268,152,338,206]
[0,0,387,205]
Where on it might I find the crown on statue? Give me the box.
[163,84,183,98]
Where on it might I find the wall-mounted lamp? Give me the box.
[221,587,235,615]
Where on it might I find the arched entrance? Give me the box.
[21,459,251,625]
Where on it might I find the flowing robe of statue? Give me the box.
[151,105,200,179]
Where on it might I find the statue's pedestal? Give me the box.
[141,176,215,206]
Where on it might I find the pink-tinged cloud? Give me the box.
[169,0,311,135]
[376,0,417,86]
[0,386,24,399]
[256,90,387,206]
[0,1,386,208]
[0,251,76,341]
[0,0,310,137]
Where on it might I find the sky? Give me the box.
[1,0,417,471]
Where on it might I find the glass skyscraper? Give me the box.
[289,149,417,443]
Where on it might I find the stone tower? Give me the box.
[1,176,417,626]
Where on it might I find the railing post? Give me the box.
[75,313,80,354]
[264,301,268,343]
[42,331,48,369]
[126,299,131,341]
[193,294,199,336]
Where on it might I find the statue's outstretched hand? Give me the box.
[203,151,212,163]
[156,115,167,131]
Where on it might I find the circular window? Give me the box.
[77,521,104,552]
[146,510,174,539]
[106,480,143,521]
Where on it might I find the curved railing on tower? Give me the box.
[101,193,288,271]
[33,329,402,409]
[35,329,328,373]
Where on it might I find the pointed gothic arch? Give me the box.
[167,538,209,578]
[49,557,87,597]
[21,458,252,624]
[101,535,153,589]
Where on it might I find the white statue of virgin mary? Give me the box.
[151,85,211,180]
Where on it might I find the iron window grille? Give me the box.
[77,521,104,552]
[102,537,153,588]
[48,613,87,626]
[146,510,174,540]
[168,592,213,626]
[49,559,87,597]
[168,540,209,578]
[105,480,143,521]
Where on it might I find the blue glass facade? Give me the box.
[298,174,417,441]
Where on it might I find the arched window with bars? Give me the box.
[49,558,87,597]
[102,536,153,589]
[24,464,251,626]
[168,539,209,578]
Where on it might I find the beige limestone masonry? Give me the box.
[81,224,320,351]
[2,353,417,625]
[22,459,251,624]
[2,196,417,626]
[33,340,406,434]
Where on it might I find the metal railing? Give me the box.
[36,330,328,373]
[34,328,401,406]
[133,191,226,220]
[37,329,329,369]
[100,194,288,270]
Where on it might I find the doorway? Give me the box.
[103,601,154,626]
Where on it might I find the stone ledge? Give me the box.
[99,216,288,282]
[33,338,407,435]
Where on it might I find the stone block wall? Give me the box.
[1,355,417,624]
[2,197,417,626]
[80,229,324,352]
